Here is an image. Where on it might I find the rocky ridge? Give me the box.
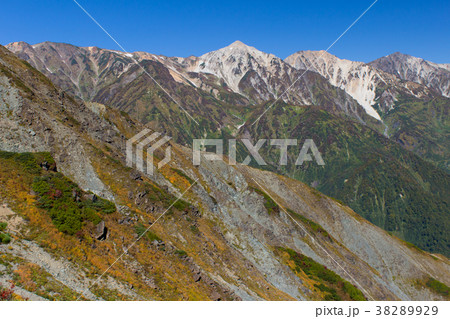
[0,44,449,301]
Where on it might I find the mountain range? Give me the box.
[7,41,449,169]
[0,41,449,300]
[9,41,450,111]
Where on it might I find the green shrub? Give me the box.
[32,173,115,235]
[173,199,190,211]
[135,223,162,242]
[0,222,11,244]
[426,278,449,297]
[32,179,51,196]
[324,291,341,301]
[0,151,55,175]
[134,223,147,237]
[15,152,41,174]
[0,233,11,244]
[343,282,366,301]
[314,283,331,293]
[147,231,161,242]
[174,250,188,257]
[279,247,366,301]
[83,197,116,214]
[286,208,331,239]
[190,225,200,234]
[81,207,102,225]
[50,208,82,235]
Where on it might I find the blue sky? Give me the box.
[2,0,449,63]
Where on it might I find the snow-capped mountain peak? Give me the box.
[6,41,445,124]
[187,41,280,92]
[227,40,251,49]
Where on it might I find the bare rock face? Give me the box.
[369,52,450,98]
[4,41,372,126]
[0,45,117,200]
[192,156,450,301]
[95,221,108,241]
[285,50,438,118]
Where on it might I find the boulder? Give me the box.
[210,291,221,301]
[95,221,108,241]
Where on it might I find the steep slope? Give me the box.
[382,95,450,171]
[285,50,436,119]
[1,45,449,301]
[285,50,449,170]
[176,41,376,123]
[0,44,275,300]
[4,41,243,146]
[370,52,450,97]
[238,102,450,255]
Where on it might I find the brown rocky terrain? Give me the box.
[0,44,449,301]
